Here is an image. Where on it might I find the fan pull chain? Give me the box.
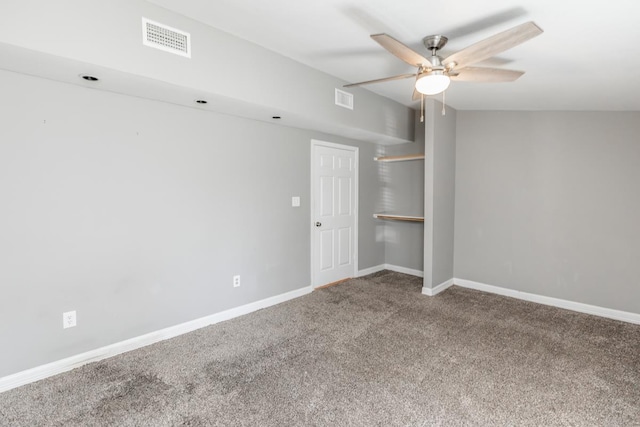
[420,93,424,123]
[442,90,446,116]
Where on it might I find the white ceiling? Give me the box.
[149,0,640,111]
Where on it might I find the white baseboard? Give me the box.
[454,278,640,325]
[357,264,424,278]
[422,278,454,296]
[0,285,313,393]
[356,264,386,277]
[384,264,424,278]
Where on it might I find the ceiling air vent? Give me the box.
[335,89,354,110]
[142,17,191,58]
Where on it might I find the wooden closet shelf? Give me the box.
[373,214,424,222]
[374,153,425,162]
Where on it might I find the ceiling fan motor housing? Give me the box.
[421,54,445,74]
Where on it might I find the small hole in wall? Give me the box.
[272,116,281,119]
[80,75,99,82]
[195,99,208,104]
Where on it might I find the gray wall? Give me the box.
[431,102,457,287]
[0,70,384,377]
[423,100,457,288]
[455,111,640,313]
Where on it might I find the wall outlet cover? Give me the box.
[291,196,300,207]
[63,311,77,329]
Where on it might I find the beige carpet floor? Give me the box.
[0,271,638,426]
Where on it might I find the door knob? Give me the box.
[315,222,322,227]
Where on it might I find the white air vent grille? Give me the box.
[335,89,354,110]
[142,18,191,58]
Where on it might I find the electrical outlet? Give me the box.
[233,275,241,287]
[63,310,77,329]
[291,196,300,207]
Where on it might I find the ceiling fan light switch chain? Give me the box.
[442,90,446,116]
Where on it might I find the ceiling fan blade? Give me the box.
[371,33,432,67]
[443,7,527,39]
[450,67,524,82]
[443,21,543,71]
[344,73,416,87]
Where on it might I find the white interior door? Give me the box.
[311,141,358,287]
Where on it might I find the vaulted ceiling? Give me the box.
[149,0,640,111]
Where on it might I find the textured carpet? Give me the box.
[1,271,639,426]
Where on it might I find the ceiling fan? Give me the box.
[344,21,543,101]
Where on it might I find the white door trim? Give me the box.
[310,139,359,288]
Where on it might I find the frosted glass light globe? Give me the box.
[415,73,450,95]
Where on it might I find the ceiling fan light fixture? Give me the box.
[347,22,543,101]
[415,72,450,95]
